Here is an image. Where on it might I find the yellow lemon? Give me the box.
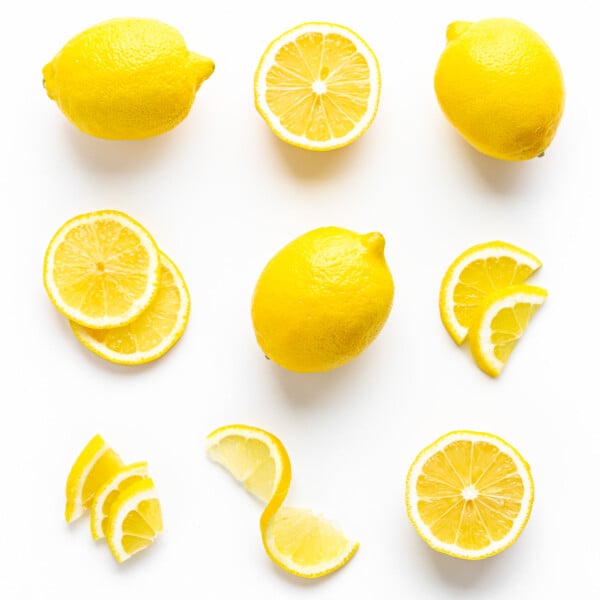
[43,18,215,140]
[251,227,394,373]
[434,18,565,160]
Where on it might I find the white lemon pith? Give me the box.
[255,22,381,151]
[406,431,534,560]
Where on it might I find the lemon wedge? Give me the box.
[439,241,542,344]
[207,424,358,578]
[65,434,123,523]
[406,431,534,560]
[106,478,163,563]
[469,284,548,377]
[90,462,149,541]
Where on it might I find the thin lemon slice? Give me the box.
[254,22,381,151]
[469,284,547,377]
[406,431,534,560]
[44,210,161,329]
[65,434,123,523]
[70,252,190,365]
[439,241,542,344]
[206,424,358,578]
[106,478,163,563]
[90,462,149,541]
[263,507,359,578]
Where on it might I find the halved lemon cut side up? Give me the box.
[254,22,381,151]
[207,424,358,578]
[406,431,534,560]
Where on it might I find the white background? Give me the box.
[1,0,597,597]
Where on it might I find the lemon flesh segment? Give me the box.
[106,478,163,563]
[65,434,123,523]
[251,227,394,373]
[434,18,564,161]
[264,507,359,578]
[406,431,534,560]
[42,18,214,140]
[439,241,542,345]
[469,284,547,377]
[44,210,161,329]
[207,424,358,578]
[70,252,190,365]
[255,22,381,151]
[90,462,149,541]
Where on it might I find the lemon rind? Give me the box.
[405,430,534,560]
[439,241,542,345]
[69,251,190,365]
[469,284,548,377]
[254,22,381,151]
[43,210,161,330]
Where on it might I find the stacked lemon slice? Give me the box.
[65,434,162,563]
[43,210,190,365]
[439,241,547,376]
[206,424,358,578]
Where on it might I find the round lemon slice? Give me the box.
[70,252,190,365]
[439,241,542,345]
[254,22,381,151]
[106,478,163,563]
[90,462,149,541]
[44,210,161,329]
[406,431,534,560]
[65,434,123,523]
[469,284,548,377]
[206,424,358,578]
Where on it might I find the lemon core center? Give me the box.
[312,80,327,94]
[462,485,478,501]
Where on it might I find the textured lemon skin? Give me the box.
[43,18,215,140]
[251,227,394,373]
[434,18,565,161]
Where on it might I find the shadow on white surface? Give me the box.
[265,131,369,182]
[60,122,179,173]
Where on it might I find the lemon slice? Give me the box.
[406,431,534,560]
[469,284,547,377]
[70,252,190,365]
[262,507,359,578]
[44,210,161,329]
[65,434,123,523]
[206,424,358,578]
[439,241,542,345]
[106,478,163,563]
[254,22,381,151]
[90,462,149,541]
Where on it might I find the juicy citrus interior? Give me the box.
[255,23,380,150]
[407,432,534,559]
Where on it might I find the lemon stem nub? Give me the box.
[446,21,473,42]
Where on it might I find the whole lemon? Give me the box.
[434,18,565,161]
[251,227,394,373]
[43,18,215,140]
